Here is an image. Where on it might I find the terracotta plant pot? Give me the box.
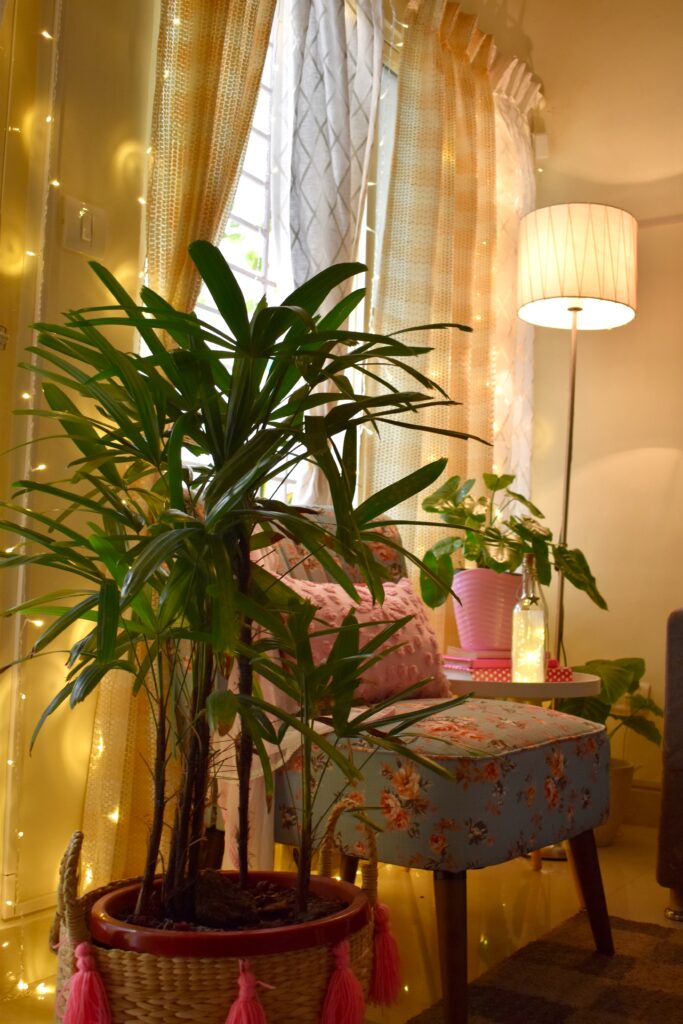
[452,567,520,650]
[89,871,370,956]
[56,866,373,1024]
[594,758,635,847]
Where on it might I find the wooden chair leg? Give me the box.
[434,869,468,1024]
[340,853,359,884]
[567,829,614,955]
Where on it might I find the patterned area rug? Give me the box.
[407,914,683,1023]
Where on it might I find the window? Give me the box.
[193,43,301,502]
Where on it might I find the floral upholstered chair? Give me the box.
[263,509,614,1024]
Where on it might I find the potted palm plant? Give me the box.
[0,242,472,1023]
[419,471,607,650]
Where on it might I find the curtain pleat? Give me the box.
[80,0,276,889]
[147,0,276,312]
[272,0,383,506]
[360,2,496,565]
[273,0,383,287]
[359,1,541,648]
[491,60,540,494]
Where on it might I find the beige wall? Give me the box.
[0,0,156,989]
[462,0,683,783]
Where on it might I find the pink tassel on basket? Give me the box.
[320,940,365,1024]
[369,901,401,1005]
[225,959,271,1024]
[63,942,111,1024]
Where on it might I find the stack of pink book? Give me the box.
[442,648,573,682]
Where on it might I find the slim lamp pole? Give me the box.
[553,307,579,661]
[518,204,638,662]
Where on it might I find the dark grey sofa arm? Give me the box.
[656,609,683,918]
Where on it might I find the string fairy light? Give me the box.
[0,16,66,1010]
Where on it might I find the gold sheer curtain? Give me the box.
[147,0,277,311]
[80,0,276,890]
[360,1,541,646]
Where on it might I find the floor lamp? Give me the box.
[517,203,638,660]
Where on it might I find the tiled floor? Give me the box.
[1,825,674,1024]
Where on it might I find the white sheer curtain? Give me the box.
[491,60,542,492]
[271,0,384,505]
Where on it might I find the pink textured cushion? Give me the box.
[284,576,449,702]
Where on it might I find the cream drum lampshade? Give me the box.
[517,203,638,330]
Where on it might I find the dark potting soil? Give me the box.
[126,870,346,932]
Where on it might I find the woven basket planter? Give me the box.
[52,802,378,1023]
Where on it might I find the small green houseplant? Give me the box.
[419,472,606,610]
[556,657,662,742]
[0,241,473,989]
[557,657,663,845]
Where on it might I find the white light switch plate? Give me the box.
[62,194,107,257]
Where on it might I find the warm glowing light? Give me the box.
[137,196,146,206]
[17,979,28,991]
[4,546,16,553]
[33,463,47,472]
[7,759,14,767]
[50,179,60,188]
[84,865,94,888]
[146,145,152,155]
[163,69,170,80]
[518,203,637,330]
[512,610,546,683]
[36,982,54,995]
[45,115,53,124]
[8,126,21,133]
[40,29,53,39]
[29,619,44,627]
[17,831,24,838]
[25,250,37,257]
[108,808,120,823]
[404,985,409,992]
[96,735,105,757]
[1,941,8,948]
[5,900,14,907]
[20,693,26,701]
[21,391,31,399]
[173,16,181,25]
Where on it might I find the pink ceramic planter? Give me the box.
[452,567,521,650]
